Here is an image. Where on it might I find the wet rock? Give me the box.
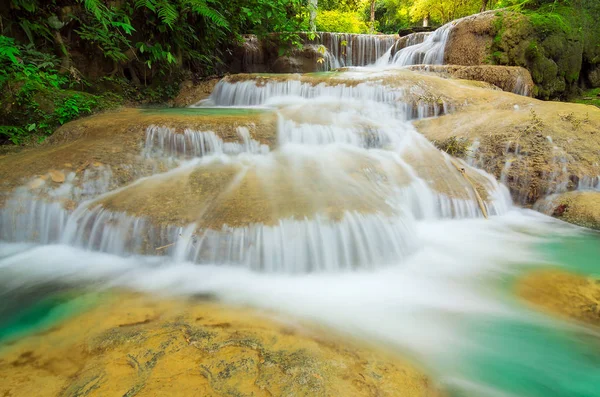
[414,84,600,207]
[172,78,221,107]
[535,191,600,231]
[0,294,442,397]
[271,46,324,73]
[518,270,600,327]
[406,65,534,96]
[49,170,65,183]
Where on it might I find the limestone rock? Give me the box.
[518,269,600,327]
[272,46,323,74]
[535,191,600,231]
[587,66,600,87]
[414,86,600,206]
[444,11,497,66]
[406,65,534,96]
[0,294,442,397]
[49,170,65,183]
[172,78,221,107]
[0,108,277,206]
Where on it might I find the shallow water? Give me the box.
[1,215,599,396]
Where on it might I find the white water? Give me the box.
[144,125,269,158]
[307,32,398,68]
[390,23,453,66]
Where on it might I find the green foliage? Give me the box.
[55,94,96,125]
[571,88,600,108]
[316,10,369,33]
[0,35,120,145]
[409,0,482,24]
[319,0,366,12]
[433,136,471,158]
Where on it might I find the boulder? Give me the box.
[172,78,221,107]
[444,11,497,66]
[444,9,594,99]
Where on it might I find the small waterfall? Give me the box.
[307,32,398,68]
[578,175,600,191]
[390,23,454,66]
[203,75,454,119]
[236,33,397,73]
[386,32,431,62]
[144,125,269,158]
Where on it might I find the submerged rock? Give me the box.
[0,294,442,397]
[535,191,600,231]
[518,270,600,327]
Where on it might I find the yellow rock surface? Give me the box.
[517,269,600,326]
[0,294,441,397]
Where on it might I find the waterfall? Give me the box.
[390,23,454,66]
[200,75,453,119]
[144,125,269,158]
[236,33,398,72]
[0,73,512,270]
[307,32,398,68]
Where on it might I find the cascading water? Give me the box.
[391,25,452,65]
[1,67,600,397]
[304,32,398,68]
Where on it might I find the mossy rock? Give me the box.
[446,6,598,99]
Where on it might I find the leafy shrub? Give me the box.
[316,10,369,34]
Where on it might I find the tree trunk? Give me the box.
[480,0,489,12]
[309,0,318,32]
[370,0,375,33]
[53,31,71,73]
[423,13,430,27]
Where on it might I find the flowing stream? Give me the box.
[1,53,600,396]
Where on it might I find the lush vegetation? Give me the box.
[316,10,369,33]
[0,0,311,144]
[490,0,600,98]
[1,0,599,144]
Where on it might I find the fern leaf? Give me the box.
[187,0,229,29]
[157,0,179,26]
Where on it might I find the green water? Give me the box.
[455,319,600,397]
[542,232,600,276]
[0,290,100,345]
[450,231,600,397]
